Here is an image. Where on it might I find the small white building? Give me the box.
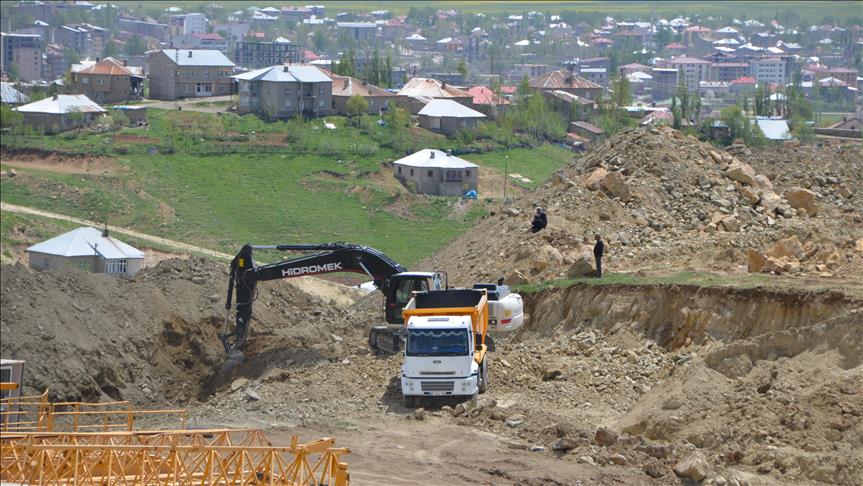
[26,227,145,276]
[417,99,486,136]
[393,149,479,197]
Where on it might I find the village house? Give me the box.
[232,64,332,119]
[329,74,396,115]
[393,149,479,197]
[69,57,145,103]
[396,77,473,114]
[14,94,106,133]
[147,49,235,100]
[417,99,486,136]
[529,69,603,100]
[569,120,605,142]
[26,227,144,277]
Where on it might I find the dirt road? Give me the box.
[138,95,235,113]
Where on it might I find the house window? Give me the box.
[218,85,225,93]
[204,70,209,77]
[98,78,104,85]
[82,77,89,84]
[285,99,292,108]
[318,99,324,107]
[410,169,414,176]
[319,85,324,94]
[445,170,463,182]
[105,259,128,274]
[427,170,434,178]
[466,170,471,177]
[184,85,191,93]
[284,87,292,95]
[398,167,402,174]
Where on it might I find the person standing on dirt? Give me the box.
[531,207,547,233]
[593,234,604,278]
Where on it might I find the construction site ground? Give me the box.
[2,128,862,485]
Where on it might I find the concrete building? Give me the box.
[651,68,679,100]
[393,149,479,197]
[117,18,168,41]
[26,227,144,276]
[232,41,302,69]
[171,32,228,54]
[578,67,608,87]
[397,77,473,114]
[147,49,235,100]
[70,57,144,103]
[55,25,90,56]
[658,56,710,90]
[330,74,395,115]
[750,57,786,85]
[337,22,377,41]
[1,33,43,81]
[170,13,207,36]
[232,64,332,119]
[711,62,750,82]
[417,99,485,136]
[14,94,105,134]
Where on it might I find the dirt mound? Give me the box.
[0,259,367,403]
[0,147,122,175]
[419,126,863,285]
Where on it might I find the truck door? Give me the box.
[386,276,430,324]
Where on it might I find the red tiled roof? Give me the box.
[467,85,510,105]
[74,57,134,76]
[731,76,757,84]
[303,49,320,61]
[330,75,394,97]
[665,42,687,49]
[193,32,224,40]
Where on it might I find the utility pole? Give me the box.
[503,155,508,202]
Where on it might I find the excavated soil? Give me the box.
[0,148,123,175]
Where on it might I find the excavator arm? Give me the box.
[221,243,408,357]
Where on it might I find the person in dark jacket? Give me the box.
[531,207,547,233]
[593,234,604,277]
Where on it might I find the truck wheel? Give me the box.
[478,358,489,394]
[403,395,415,408]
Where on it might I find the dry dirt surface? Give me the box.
[419,126,862,286]
[2,257,861,485]
[0,148,123,175]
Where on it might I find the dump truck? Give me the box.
[400,289,490,407]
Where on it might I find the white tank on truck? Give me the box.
[400,289,490,407]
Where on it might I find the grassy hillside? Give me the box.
[1,110,572,267]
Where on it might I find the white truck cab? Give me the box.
[401,315,480,401]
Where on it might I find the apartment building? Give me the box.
[147,49,235,100]
[232,41,302,69]
[232,64,332,119]
[750,57,786,85]
[1,33,43,81]
[658,56,710,90]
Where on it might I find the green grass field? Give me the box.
[1,110,572,266]
[463,145,572,189]
[125,1,861,21]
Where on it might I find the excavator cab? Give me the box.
[384,272,445,324]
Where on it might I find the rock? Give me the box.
[600,171,632,202]
[766,236,805,261]
[530,445,545,452]
[674,451,711,481]
[244,389,261,401]
[489,409,507,421]
[837,184,853,198]
[505,417,524,428]
[504,207,521,217]
[661,398,683,410]
[532,245,564,272]
[856,239,863,254]
[230,378,249,392]
[566,257,596,278]
[753,174,773,191]
[709,150,723,163]
[551,437,579,451]
[414,408,426,420]
[635,443,673,459]
[583,167,608,190]
[737,185,760,205]
[8,168,17,177]
[759,191,783,215]
[719,215,739,232]
[714,477,727,486]
[726,160,756,185]
[191,275,206,284]
[542,369,563,381]
[785,187,818,216]
[577,455,596,465]
[608,454,628,466]
[507,270,530,285]
[595,427,618,446]
[644,461,665,478]
[550,172,567,185]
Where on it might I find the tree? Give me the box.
[345,95,369,125]
[457,59,468,80]
[64,48,80,66]
[719,105,766,147]
[612,75,631,107]
[125,35,147,56]
[102,40,119,58]
[336,49,356,77]
[383,102,412,152]
[313,30,327,52]
[0,104,24,133]
[516,75,531,100]
[790,115,815,143]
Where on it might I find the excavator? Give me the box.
[221,243,523,367]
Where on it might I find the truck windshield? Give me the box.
[406,328,469,356]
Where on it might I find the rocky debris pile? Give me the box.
[0,259,362,403]
[747,235,846,275]
[420,126,863,285]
